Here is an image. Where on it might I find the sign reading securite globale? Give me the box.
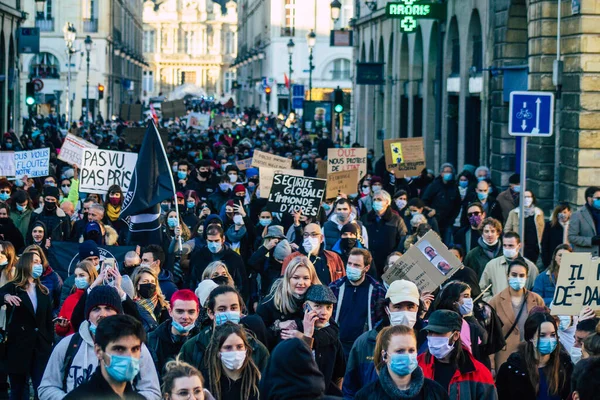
[386,0,447,33]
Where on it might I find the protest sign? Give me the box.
[551,253,600,316]
[0,152,15,176]
[266,174,326,217]
[187,112,210,130]
[58,134,98,167]
[384,138,426,178]
[327,148,367,179]
[252,150,292,170]
[316,159,328,179]
[326,169,359,199]
[236,158,253,171]
[382,230,462,293]
[213,115,233,129]
[259,168,304,199]
[119,104,143,122]
[122,127,169,147]
[15,148,50,179]
[80,149,138,193]
[161,100,186,119]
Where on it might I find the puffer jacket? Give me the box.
[532,269,556,306]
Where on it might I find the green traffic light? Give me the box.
[334,104,344,113]
[26,97,35,106]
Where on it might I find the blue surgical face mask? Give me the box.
[187,201,195,209]
[458,180,468,188]
[477,176,487,182]
[172,319,195,334]
[388,353,418,376]
[104,354,141,382]
[177,171,187,180]
[167,217,178,228]
[219,183,231,192]
[0,193,9,201]
[207,241,222,254]
[513,185,521,193]
[477,191,489,201]
[443,172,453,182]
[345,266,363,282]
[215,311,241,326]
[537,337,557,355]
[593,199,600,210]
[458,298,474,316]
[5,143,12,149]
[32,264,43,279]
[508,276,526,291]
[160,203,170,212]
[259,218,271,227]
[89,322,97,335]
[322,203,331,211]
[16,203,25,212]
[372,201,384,212]
[74,277,89,290]
[301,162,309,169]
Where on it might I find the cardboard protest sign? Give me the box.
[259,168,304,199]
[266,174,326,218]
[327,148,367,179]
[252,150,292,170]
[58,134,98,167]
[15,148,50,179]
[550,253,600,316]
[236,158,253,171]
[382,230,462,293]
[80,149,138,194]
[316,159,328,179]
[186,112,210,130]
[122,127,169,147]
[161,100,186,119]
[326,170,359,199]
[212,115,233,129]
[120,104,143,122]
[384,138,426,178]
[0,152,15,176]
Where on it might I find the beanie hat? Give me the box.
[195,280,218,307]
[509,173,520,184]
[341,223,359,236]
[85,286,123,319]
[79,240,99,261]
[370,176,382,185]
[233,184,246,194]
[43,186,60,201]
[274,240,292,262]
[246,168,259,179]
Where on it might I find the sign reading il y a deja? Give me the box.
[551,253,600,316]
[80,149,138,194]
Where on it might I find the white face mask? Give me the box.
[361,187,370,195]
[395,199,407,210]
[427,336,455,360]
[220,351,246,370]
[503,248,519,259]
[303,237,320,255]
[233,215,244,225]
[524,197,533,207]
[569,346,582,364]
[387,308,417,328]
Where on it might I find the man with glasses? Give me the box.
[461,180,503,228]
[568,186,600,257]
[0,180,11,202]
[454,202,486,253]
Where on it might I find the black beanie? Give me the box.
[85,286,123,319]
[341,222,359,236]
[43,186,60,201]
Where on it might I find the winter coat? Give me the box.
[496,189,518,224]
[28,206,71,242]
[247,244,283,296]
[532,270,556,306]
[464,245,501,280]
[0,282,53,375]
[135,300,170,333]
[505,207,545,244]
[421,177,462,231]
[567,205,599,256]
[541,220,567,268]
[361,207,408,275]
[38,320,161,400]
[256,295,304,350]
[55,288,84,337]
[453,227,481,254]
[418,348,498,400]
[40,266,63,315]
[147,319,200,376]
[496,350,573,400]
[342,325,381,399]
[301,323,346,396]
[323,214,369,251]
[355,366,449,400]
[188,244,248,298]
[281,250,346,284]
[0,217,25,253]
[158,269,178,302]
[10,207,33,239]
[329,275,386,333]
[62,367,146,400]
[478,256,539,302]
[487,288,545,370]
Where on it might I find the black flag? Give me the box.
[120,120,175,219]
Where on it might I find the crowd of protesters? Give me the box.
[0,102,597,400]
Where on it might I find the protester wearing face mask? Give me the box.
[175,161,194,192]
[201,261,235,287]
[9,190,33,239]
[132,266,170,332]
[248,225,289,297]
[329,248,386,356]
[454,203,485,254]
[180,286,269,373]
[505,190,545,263]
[355,325,449,400]
[461,180,503,228]
[181,190,201,229]
[496,173,521,223]
[392,190,409,214]
[207,175,232,214]
[568,185,600,257]
[488,260,544,372]
[496,311,573,400]
[422,163,462,244]
[28,186,71,241]
[330,223,373,269]
[539,205,571,270]
[533,244,572,306]
[403,198,440,235]
[342,279,423,398]
[419,310,497,399]
[479,232,539,302]
[104,184,126,235]
[323,199,369,251]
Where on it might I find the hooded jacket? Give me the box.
[38,320,161,400]
[421,176,462,230]
[29,204,71,242]
[322,213,369,251]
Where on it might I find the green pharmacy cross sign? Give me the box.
[386,0,447,33]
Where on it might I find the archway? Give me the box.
[444,17,460,167]
[465,10,483,166]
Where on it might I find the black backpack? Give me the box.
[61,332,83,391]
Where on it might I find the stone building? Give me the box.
[352,0,599,207]
[142,0,238,101]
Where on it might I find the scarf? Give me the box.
[137,296,158,322]
[226,225,247,244]
[458,186,468,200]
[379,363,425,399]
[478,236,501,260]
[523,206,535,218]
[106,204,121,222]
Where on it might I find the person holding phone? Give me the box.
[55,260,98,337]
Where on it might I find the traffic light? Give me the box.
[265,86,272,102]
[25,82,36,106]
[333,87,344,113]
[98,84,105,100]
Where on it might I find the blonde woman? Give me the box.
[0,240,17,286]
[55,260,98,337]
[256,255,321,349]
[132,266,170,332]
[201,261,234,287]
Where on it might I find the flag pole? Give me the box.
[149,120,183,252]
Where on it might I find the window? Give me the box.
[224,71,235,93]
[330,59,351,80]
[472,35,482,72]
[29,52,60,79]
[282,0,295,36]
[225,31,236,55]
[143,71,154,93]
[334,0,353,29]
[451,39,460,76]
[144,30,155,53]
[182,71,196,84]
[82,0,98,19]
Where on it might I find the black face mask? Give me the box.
[44,202,57,212]
[199,170,211,178]
[341,238,357,250]
[212,275,229,286]
[138,283,157,299]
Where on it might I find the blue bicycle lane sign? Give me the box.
[508,91,555,137]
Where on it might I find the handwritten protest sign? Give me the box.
[187,113,210,130]
[213,115,233,129]
[384,138,426,178]
[551,253,600,316]
[58,134,98,167]
[327,148,367,179]
[252,150,292,170]
[259,168,304,199]
[15,148,50,179]
[326,170,359,199]
[382,230,462,293]
[316,159,328,179]
[236,158,253,171]
[266,174,326,217]
[0,152,15,176]
[80,149,138,194]
[122,127,169,147]
[120,104,143,122]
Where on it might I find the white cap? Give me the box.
[195,280,219,307]
[385,279,420,305]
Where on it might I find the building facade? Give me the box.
[353,0,600,207]
[234,0,354,125]
[142,0,238,101]
[19,0,144,124]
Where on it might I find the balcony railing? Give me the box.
[35,18,54,32]
[83,19,98,33]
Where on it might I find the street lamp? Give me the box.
[330,0,341,23]
[62,22,76,127]
[84,35,92,127]
[287,39,295,113]
[306,30,316,101]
